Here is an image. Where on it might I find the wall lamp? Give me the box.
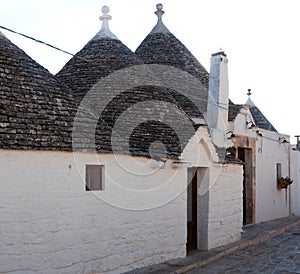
[256,130,262,137]
[279,137,289,144]
[246,120,256,129]
[226,131,235,139]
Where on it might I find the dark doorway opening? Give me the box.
[238,147,254,225]
[187,169,197,251]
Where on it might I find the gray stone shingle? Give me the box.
[56,33,198,158]
[0,33,76,151]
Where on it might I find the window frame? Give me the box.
[85,164,105,191]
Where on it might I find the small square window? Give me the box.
[85,165,104,191]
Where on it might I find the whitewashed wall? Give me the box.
[231,108,291,224]
[255,130,290,223]
[0,128,245,273]
[0,150,187,274]
[230,108,257,138]
[291,149,300,216]
[206,164,243,249]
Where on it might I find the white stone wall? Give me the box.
[0,150,187,273]
[206,164,243,249]
[291,149,300,216]
[231,108,291,224]
[230,107,257,138]
[255,130,290,223]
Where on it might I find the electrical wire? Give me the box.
[0,25,76,58]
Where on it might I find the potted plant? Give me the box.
[226,146,237,159]
[277,176,293,189]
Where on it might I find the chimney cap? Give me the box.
[211,51,227,57]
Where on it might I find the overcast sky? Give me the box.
[1,0,299,143]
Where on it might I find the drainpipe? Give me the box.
[288,142,292,215]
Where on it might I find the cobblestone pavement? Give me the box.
[188,225,300,274]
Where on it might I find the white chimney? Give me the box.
[205,51,229,147]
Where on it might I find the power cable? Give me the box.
[0,25,76,58]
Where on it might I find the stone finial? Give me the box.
[100,6,112,26]
[91,5,119,41]
[150,3,170,34]
[245,89,255,106]
[155,3,165,20]
[247,88,252,97]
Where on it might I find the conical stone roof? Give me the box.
[136,4,209,87]
[245,90,277,132]
[249,106,277,132]
[56,6,197,159]
[56,6,144,100]
[136,32,209,89]
[0,32,76,151]
[135,4,209,117]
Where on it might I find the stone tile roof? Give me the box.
[135,5,245,124]
[228,102,243,121]
[227,100,277,132]
[55,6,145,101]
[0,33,76,151]
[250,106,277,132]
[135,4,209,119]
[56,8,200,159]
[135,6,245,127]
[135,28,209,118]
[136,32,209,89]
[72,82,198,159]
[135,4,209,91]
[2,4,262,159]
[56,38,144,100]
[135,32,209,118]
[92,86,199,159]
[244,92,277,132]
[135,4,209,118]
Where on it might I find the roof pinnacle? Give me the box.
[245,89,255,106]
[150,3,170,35]
[100,6,112,28]
[247,88,252,97]
[91,5,119,41]
[155,4,165,21]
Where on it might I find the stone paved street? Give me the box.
[188,225,300,274]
